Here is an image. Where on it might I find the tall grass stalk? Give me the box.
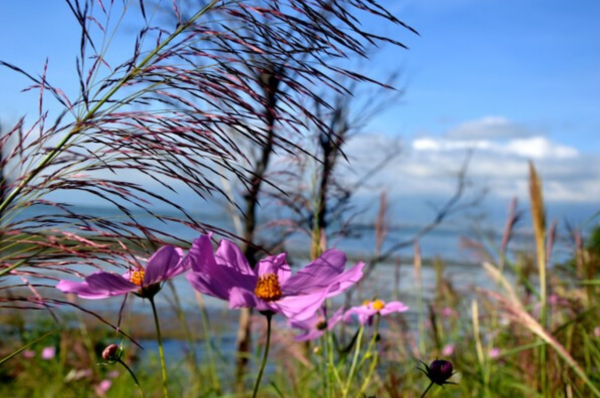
[414,241,425,355]
[471,299,490,398]
[0,0,219,218]
[529,162,548,395]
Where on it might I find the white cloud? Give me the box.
[344,117,597,204]
[413,135,578,159]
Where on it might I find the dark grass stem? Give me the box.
[252,313,273,398]
[419,381,434,398]
[149,297,169,398]
[116,358,146,398]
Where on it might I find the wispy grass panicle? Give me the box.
[1,0,417,312]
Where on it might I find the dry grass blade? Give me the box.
[481,289,600,397]
[529,161,547,310]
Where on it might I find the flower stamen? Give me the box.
[130,269,145,286]
[372,299,386,311]
[255,273,282,301]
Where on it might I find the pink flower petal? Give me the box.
[144,245,185,285]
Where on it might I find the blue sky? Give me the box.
[1,1,599,215]
[387,0,600,150]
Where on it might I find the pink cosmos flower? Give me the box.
[56,246,190,299]
[344,299,409,326]
[41,346,56,360]
[290,307,345,341]
[186,235,364,321]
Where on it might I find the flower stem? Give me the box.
[117,358,146,398]
[420,381,434,398]
[343,326,364,398]
[358,316,381,395]
[251,313,273,398]
[149,297,169,398]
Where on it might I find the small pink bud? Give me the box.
[102,344,120,362]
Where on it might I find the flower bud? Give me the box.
[418,359,455,386]
[102,344,121,362]
[428,360,453,384]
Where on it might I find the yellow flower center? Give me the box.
[363,299,372,306]
[254,273,283,301]
[129,269,145,286]
[372,299,386,311]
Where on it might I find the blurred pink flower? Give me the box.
[442,343,455,356]
[344,299,408,326]
[107,370,120,379]
[95,379,112,396]
[22,350,35,359]
[489,347,501,359]
[594,326,600,338]
[41,346,56,360]
[441,307,455,318]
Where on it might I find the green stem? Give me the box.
[326,330,342,398]
[117,358,146,398]
[420,381,434,398]
[358,316,381,394]
[195,291,220,393]
[252,313,273,398]
[357,315,380,369]
[149,297,169,398]
[343,326,364,398]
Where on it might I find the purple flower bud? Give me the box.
[419,359,455,386]
[427,360,454,385]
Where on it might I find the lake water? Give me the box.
[2,199,596,362]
